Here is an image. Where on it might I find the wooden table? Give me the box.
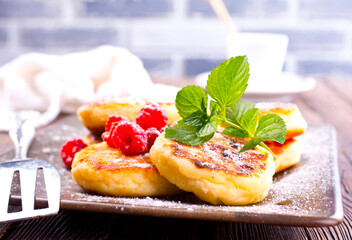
[0,77,351,239]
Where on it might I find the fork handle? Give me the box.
[9,118,35,159]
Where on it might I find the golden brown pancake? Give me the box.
[256,102,307,140]
[266,138,302,173]
[77,98,181,135]
[150,132,275,205]
[71,142,181,197]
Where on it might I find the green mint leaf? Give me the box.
[225,101,258,136]
[225,102,286,156]
[259,142,277,160]
[165,123,213,146]
[239,141,277,161]
[240,140,277,161]
[226,101,256,126]
[223,126,249,138]
[210,100,224,124]
[197,122,216,138]
[197,115,218,138]
[239,138,262,153]
[183,110,207,127]
[206,56,250,108]
[254,114,287,144]
[240,108,259,136]
[210,100,220,114]
[175,85,208,118]
[239,114,286,153]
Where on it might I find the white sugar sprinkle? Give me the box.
[5,115,336,219]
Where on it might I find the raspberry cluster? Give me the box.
[60,138,87,168]
[102,103,168,155]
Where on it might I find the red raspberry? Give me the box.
[110,121,147,155]
[102,131,116,148]
[105,114,129,132]
[136,103,168,131]
[102,120,126,148]
[60,138,87,168]
[145,127,160,151]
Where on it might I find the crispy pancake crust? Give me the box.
[256,102,307,140]
[77,98,181,135]
[71,142,181,197]
[150,132,275,205]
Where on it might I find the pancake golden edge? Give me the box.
[77,98,181,135]
[266,139,302,173]
[256,102,307,140]
[71,142,181,197]
[150,132,275,205]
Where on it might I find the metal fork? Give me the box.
[0,113,61,223]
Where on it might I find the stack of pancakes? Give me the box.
[72,98,307,205]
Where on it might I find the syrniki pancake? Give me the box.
[71,142,181,197]
[256,102,307,140]
[150,132,275,205]
[266,139,302,173]
[77,98,181,135]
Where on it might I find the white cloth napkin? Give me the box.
[0,45,180,131]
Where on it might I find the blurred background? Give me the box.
[0,0,351,81]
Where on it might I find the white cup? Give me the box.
[226,33,289,87]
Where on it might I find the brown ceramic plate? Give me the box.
[1,115,343,227]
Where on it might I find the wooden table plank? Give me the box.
[300,80,352,143]
[326,78,352,104]
[292,79,352,240]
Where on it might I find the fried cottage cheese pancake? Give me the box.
[71,142,181,197]
[150,132,275,205]
[77,98,181,135]
[256,102,307,140]
[266,139,302,173]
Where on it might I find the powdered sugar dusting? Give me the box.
[130,163,153,169]
[66,125,338,217]
[0,115,341,224]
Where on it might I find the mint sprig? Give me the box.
[206,55,249,108]
[165,56,287,158]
